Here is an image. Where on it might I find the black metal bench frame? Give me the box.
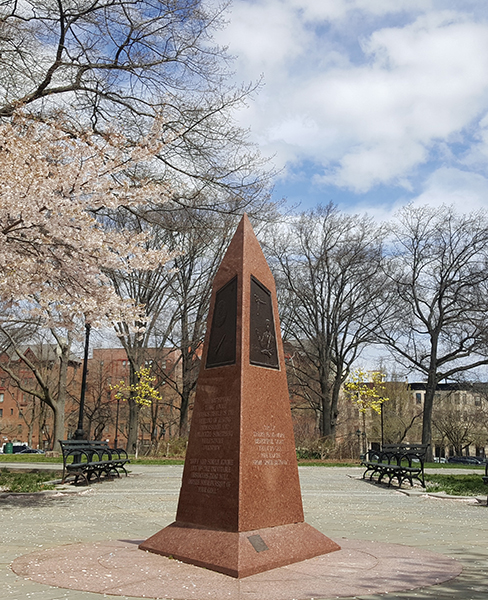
[59,439,130,485]
[482,463,488,504]
[361,443,429,488]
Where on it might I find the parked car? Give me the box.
[11,444,28,454]
[434,457,448,463]
[18,446,45,454]
[447,456,484,465]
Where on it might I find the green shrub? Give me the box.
[296,438,335,460]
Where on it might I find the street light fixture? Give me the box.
[356,429,361,458]
[114,394,120,448]
[74,322,91,440]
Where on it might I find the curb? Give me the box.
[397,488,486,503]
[0,485,94,498]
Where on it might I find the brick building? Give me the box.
[0,346,182,451]
[335,380,488,460]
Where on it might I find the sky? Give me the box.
[214,0,488,218]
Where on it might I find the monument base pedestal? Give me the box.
[139,521,340,578]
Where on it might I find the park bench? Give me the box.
[361,443,429,488]
[59,439,130,485]
[482,463,488,504]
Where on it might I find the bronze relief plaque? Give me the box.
[206,276,238,368]
[250,276,279,369]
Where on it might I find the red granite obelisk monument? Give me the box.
[139,214,340,577]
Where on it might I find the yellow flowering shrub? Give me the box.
[344,369,389,414]
[110,367,162,407]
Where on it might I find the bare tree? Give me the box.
[379,205,488,461]
[79,357,116,441]
[0,323,78,450]
[111,206,245,448]
[375,380,422,445]
[0,0,272,207]
[432,389,486,456]
[266,204,390,440]
[108,209,179,452]
[160,209,240,436]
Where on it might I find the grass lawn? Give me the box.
[1,453,485,475]
[425,473,486,496]
[0,454,357,467]
[0,468,62,493]
[425,462,485,470]
[0,454,62,463]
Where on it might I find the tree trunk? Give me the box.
[179,392,190,437]
[52,402,65,452]
[125,347,143,453]
[127,398,140,454]
[178,319,194,437]
[318,356,334,438]
[52,342,69,451]
[319,399,332,437]
[422,370,437,463]
[329,371,343,441]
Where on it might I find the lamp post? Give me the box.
[114,394,120,448]
[380,399,384,447]
[74,322,91,440]
[356,429,361,458]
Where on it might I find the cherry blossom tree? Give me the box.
[0,112,174,447]
[1,112,173,325]
[0,0,273,209]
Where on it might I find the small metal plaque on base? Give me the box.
[247,534,269,553]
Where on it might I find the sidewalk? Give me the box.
[1,464,487,599]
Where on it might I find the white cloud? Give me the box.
[335,166,488,225]
[216,2,488,203]
[311,15,488,190]
[411,167,488,212]
[286,0,429,22]
[219,0,311,79]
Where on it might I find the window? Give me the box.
[0,393,4,402]
[416,393,422,404]
[0,409,3,418]
[10,408,13,416]
[19,410,23,417]
[475,396,482,407]
[17,424,22,433]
